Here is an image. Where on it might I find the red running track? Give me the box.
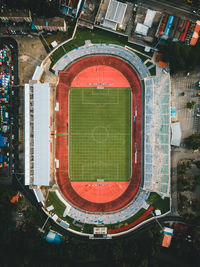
[56,56,142,212]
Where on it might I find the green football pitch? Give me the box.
[68,87,132,181]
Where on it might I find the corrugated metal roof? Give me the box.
[33,83,50,186]
[144,9,156,27]
[33,188,45,202]
[135,23,149,36]
[190,20,200,46]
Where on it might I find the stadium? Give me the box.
[24,41,171,238]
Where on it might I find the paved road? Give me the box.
[140,0,199,21]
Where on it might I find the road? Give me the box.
[140,0,199,21]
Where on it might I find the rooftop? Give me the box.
[33,17,66,27]
[0,9,31,18]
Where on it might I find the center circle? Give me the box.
[92,126,109,143]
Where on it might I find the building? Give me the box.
[60,0,83,18]
[32,17,67,32]
[0,9,32,22]
[100,0,127,31]
[24,82,50,187]
[162,227,174,248]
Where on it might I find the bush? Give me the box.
[187,101,196,109]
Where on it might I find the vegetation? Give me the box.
[147,192,170,213]
[3,0,59,17]
[159,41,200,74]
[50,27,153,68]
[185,134,200,150]
[1,184,200,266]
[69,87,131,181]
[177,160,200,221]
[46,191,66,219]
[187,101,196,109]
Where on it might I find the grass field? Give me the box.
[69,87,132,181]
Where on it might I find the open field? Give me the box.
[69,87,132,181]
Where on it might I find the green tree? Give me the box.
[159,41,200,74]
[187,101,196,109]
[186,134,200,150]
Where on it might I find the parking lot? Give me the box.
[0,46,14,182]
[171,71,200,143]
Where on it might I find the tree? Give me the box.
[186,134,200,150]
[187,101,196,109]
[159,41,200,74]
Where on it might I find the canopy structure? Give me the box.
[144,9,156,27]
[32,66,42,81]
[24,83,50,186]
[171,122,181,147]
[135,23,149,36]
[144,75,171,196]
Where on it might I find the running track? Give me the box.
[56,56,142,212]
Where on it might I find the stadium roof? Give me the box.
[24,84,30,186]
[144,75,171,196]
[135,23,149,36]
[171,122,181,147]
[33,83,50,186]
[144,9,156,27]
[32,66,42,81]
[105,0,127,24]
[33,188,45,202]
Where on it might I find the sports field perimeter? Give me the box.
[69,87,132,181]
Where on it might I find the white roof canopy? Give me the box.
[33,83,50,186]
[144,9,156,27]
[105,0,127,24]
[171,122,181,147]
[135,23,149,36]
[24,83,50,186]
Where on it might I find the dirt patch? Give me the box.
[14,36,47,84]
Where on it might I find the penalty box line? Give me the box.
[81,88,120,105]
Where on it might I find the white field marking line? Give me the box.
[91,87,108,96]
[79,162,121,181]
[70,133,131,136]
[81,88,120,105]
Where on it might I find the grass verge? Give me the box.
[147,192,170,213]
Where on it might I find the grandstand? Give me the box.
[144,75,171,196]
